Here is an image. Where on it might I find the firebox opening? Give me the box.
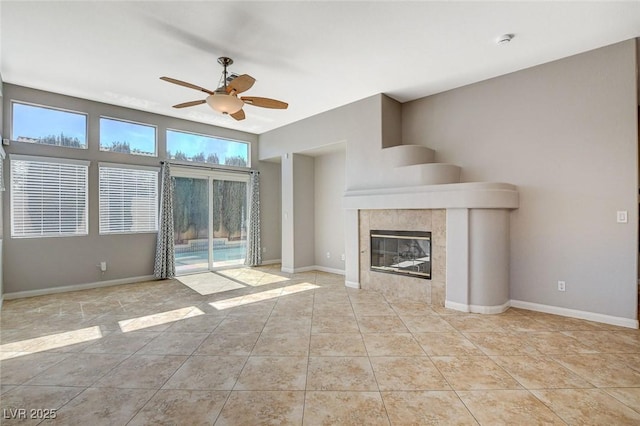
[370,230,431,279]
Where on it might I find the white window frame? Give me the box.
[0,145,6,191]
[99,162,159,235]
[10,100,88,149]
[99,116,158,157]
[10,154,90,238]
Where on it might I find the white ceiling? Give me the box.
[2,1,639,135]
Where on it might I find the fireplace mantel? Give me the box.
[343,181,519,314]
[344,182,518,211]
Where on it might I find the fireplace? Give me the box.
[370,230,431,279]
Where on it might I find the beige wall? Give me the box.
[261,95,381,272]
[280,152,315,272]
[258,160,281,262]
[1,84,281,294]
[314,150,346,271]
[259,94,381,164]
[403,39,638,319]
[260,39,638,321]
[292,154,315,269]
[260,94,385,191]
[381,94,402,149]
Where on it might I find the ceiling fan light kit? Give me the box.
[206,93,244,114]
[160,56,288,121]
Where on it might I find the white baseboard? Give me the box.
[345,280,360,289]
[444,300,470,312]
[314,266,345,275]
[470,301,511,314]
[446,298,638,328]
[292,266,317,273]
[280,265,346,275]
[511,299,639,329]
[3,275,156,300]
[444,300,511,314]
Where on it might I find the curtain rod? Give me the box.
[160,161,259,174]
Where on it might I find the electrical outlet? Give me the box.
[617,211,628,223]
[326,252,331,259]
[557,281,566,292]
[262,247,267,253]
[341,253,345,261]
[99,261,107,272]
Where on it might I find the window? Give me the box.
[11,155,89,238]
[166,129,249,167]
[100,117,157,156]
[11,102,87,149]
[99,164,158,234]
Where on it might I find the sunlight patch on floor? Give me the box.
[0,326,103,359]
[176,273,246,295]
[249,271,291,286]
[210,282,319,310]
[118,306,204,332]
[216,268,292,287]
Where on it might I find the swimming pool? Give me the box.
[175,240,247,273]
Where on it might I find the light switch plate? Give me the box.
[617,211,628,223]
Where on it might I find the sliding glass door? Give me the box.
[173,176,210,274]
[173,169,249,275]
[212,179,247,267]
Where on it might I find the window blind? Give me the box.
[99,165,158,234]
[11,157,89,238]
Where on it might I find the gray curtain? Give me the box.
[154,162,175,278]
[245,170,261,266]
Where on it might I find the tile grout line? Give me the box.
[301,277,318,426]
[410,305,480,423]
[4,267,640,424]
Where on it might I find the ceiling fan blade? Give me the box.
[172,99,206,109]
[241,96,288,109]
[160,76,215,95]
[230,109,246,121]
[226,74,256,95]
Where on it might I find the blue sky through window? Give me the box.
[12,102,248,164]
[12,102,87,147]
[166,129,249,166]
[100,117,156,156]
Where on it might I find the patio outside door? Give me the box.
[211,178,247,268]
[173,170,248,275]
[173,176,210,274]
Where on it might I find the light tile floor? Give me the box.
[1,265,640,425]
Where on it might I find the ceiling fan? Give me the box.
[160,57,288,121]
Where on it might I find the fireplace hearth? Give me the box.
[370,230,431,279]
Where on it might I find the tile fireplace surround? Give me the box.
[344,182,520,314]
[359,209,446,305]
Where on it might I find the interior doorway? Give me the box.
[172,167,249,275]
